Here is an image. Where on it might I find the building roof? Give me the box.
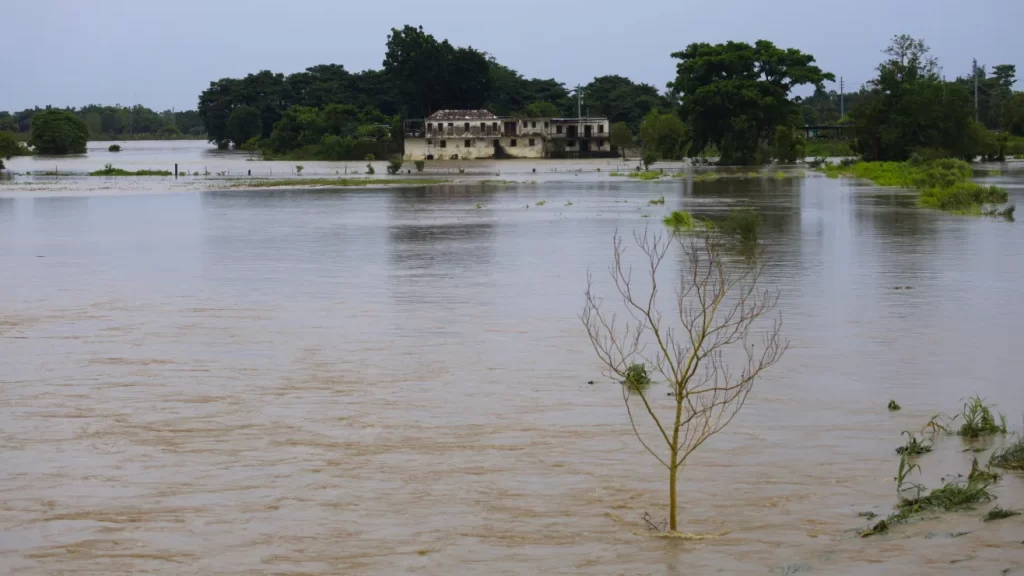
[427,109,498,121]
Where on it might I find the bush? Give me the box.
[663,211,697,230]
[387,157,404,175]
[773,126,806,163]
[719,208,762,244]
[29,109,89,155]
[414,159,425,172]
[108,144,121,152]
[642,149,658,170]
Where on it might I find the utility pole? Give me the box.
[574,85,584,119]
[973,59,979,123]
[840,77,845,119]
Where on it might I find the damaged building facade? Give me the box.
[403,110,613,160]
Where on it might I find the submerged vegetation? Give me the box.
[719,208,762,244]
[957,396,1007,438]
[983,507,1020,522]
[108,144,121,152]
[662,211,696,230]
[888,400,901,411]
[821,159,1011,215]
[648,195,665,205]
[88,164,172,176]
[629,171,664,181]
[895,431,932,456]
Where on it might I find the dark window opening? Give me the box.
[556,125,563,134]
[598,139,605,147]
[440,140,447,148]
[531,121,536,128]
[427,123,433,131]
[567,140,576,147]
[464,140,471,148]
[427,139,432,145]
[598,124,604,133]
[510,139,517,147]
[529,138,535,146]
[464,123,470,131]
[480,122,486,130]
[492,122,498,131]
[544,122,549,129]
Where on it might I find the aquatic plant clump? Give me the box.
[888,400,901,411]
[108,144,121,152]
[895,431,932,456]
[648,196,665,205]
[629,171,663,181]
[662,211,696,230]
[958,395,1007,438]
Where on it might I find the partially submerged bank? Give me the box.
[820,159,1014,217]
[228,177,451,190]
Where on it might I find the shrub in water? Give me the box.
[662,211,696,230]
[414,159,425,172]
[387,157,404,175]
[720,208,762,244]
[108,144,121,152]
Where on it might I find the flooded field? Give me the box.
[2,147,1024,574]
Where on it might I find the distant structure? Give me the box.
[403,110,613,160]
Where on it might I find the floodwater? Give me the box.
[2,148,1024,574]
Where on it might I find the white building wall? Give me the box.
[405,137,497,160]
[500,136,544,159]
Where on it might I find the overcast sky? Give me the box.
[3,0,1022,112]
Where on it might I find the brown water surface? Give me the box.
[2,162,1024,574]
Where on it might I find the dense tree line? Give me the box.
[848,35,1021,161]
[197,25,671,157]
[0,106,204,139]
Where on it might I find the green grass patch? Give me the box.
[648,196,665,205]
[628,171,663,181]
[983,506,1020,522]
[232,178,449,189]
[609,171,626,177]
[864,477,996,536]
[694,171,720,181]
[88,164,172,176]
[535,200,546,206]
[888,400,901,411]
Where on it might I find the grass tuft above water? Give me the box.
[663,211,697,230]
[648,196,665,205]
[629,171,664,181]
[990,437,1024,470]
[983,506,1020,522]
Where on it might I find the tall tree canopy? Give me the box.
[29,109,89,155]
[848,35,979,161]
[669,40,833,164]
[580,75,670,132]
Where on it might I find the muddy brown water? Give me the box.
[2,153,1024,574]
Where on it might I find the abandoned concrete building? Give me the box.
[403,110,613,160]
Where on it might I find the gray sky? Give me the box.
[3,0,1022,112]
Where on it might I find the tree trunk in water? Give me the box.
[669,464,678,532]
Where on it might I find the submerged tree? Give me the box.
[582,229,786,532]
[29,109,89,155]
[610,122,633,160]
[0,130,21,170]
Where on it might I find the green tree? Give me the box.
[610,122,633,159]
[29,109,89,155]
[849,35,978,161]
[639,110,687,160]
[669,40,833,165]
[519,101,561,118]
[0,130,22,170]
[582,75,669,132]
[773,125,805,163]
[226,105,262,148]
[1005,93,1024,136]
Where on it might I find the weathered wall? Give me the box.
[405,137,496,160]
[501,136,545,159]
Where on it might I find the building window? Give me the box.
[464,123,470,131]
[556,125,563,134]
[598,139,605,148]
[427,123,433,131]
[440,140,447,148]
[480,122,486,130]
[544,122,549,129]
[529,138,535,146]
[567,140,575,147]
[427,139,433,145]
[492,122,498,131]
[464,140,471,148]
[598,124,604,133]
[510,139,517,147]
[531,121,536,128]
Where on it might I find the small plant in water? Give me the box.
[983,506,1020,522]
[888,399,901,411]
[475,203,482,209]
[295,165,304,175]
[108,144,121,152]
[895,431,932,456]
[623,363,652,393]
[719,208,762,244]
[536,200,546,206]
[387,157,404,175]
[414,159,425,172]
[565,200,573,206]
[649,196,665,205]
[990,436,1024,471]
